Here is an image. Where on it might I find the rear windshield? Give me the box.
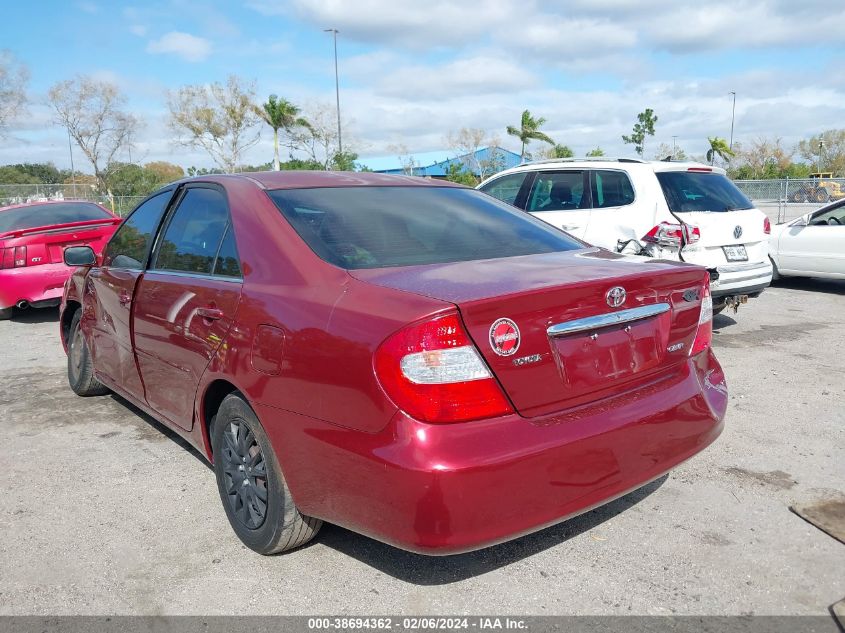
[0,202,111,233]
[267,186,583,269]
[657,172,753,212]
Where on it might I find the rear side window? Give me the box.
[213,225,242,277]
[526,171,586,211]
[103,192,171,269]
[591,170,635,208]
[478,173,527,205]
[155,187,230,275]
[267,186,583,270]
[0,202,111,233]
[657,171,753,212]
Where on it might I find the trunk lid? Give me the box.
[352,248,708,417]
[0,219,120,265]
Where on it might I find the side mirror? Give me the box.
[791,216,808,227]
[64,245,97,267]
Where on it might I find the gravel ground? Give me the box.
[0,278,843,617]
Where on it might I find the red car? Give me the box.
[0,200,120,320]
[60,172,726,555]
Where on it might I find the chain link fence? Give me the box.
[733,178,844,224]
[0,184,144,217]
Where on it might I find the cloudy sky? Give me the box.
[2,0,844,170]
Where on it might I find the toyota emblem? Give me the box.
[606,286,626,308]
[733,225,743,239]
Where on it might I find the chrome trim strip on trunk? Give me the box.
[547,303,671,338]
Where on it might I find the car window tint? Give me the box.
[155,187,229,275]
[0,202,111,233]
[526,172,585,211]
[103,192,171,269]
[810,205,845,225]
[478,173,526,205]
[591,170,635,208]
[657,171,753,212]
[268,186,583,270]
[213,224,242,277]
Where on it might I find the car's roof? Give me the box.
[481,158,726,181]
[189,171,468,190]
[0,199,114,214]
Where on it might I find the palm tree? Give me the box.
[507,110,555,160]
[257,95,309,171]
[706,136,735,165]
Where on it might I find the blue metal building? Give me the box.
[359,146,521,178]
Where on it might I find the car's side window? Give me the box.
[102,191,172,269]
[810,205,845,226]
[213,224,242,278]
[526,171,585,212]
[591,170,635,208]
[478,173,527,206]
[154,187,230,275]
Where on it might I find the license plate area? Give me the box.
[722,245,748,262]
[551,314,669,392]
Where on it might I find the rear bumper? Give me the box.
[0,264,70,310]
[710,261,772,298]
[259,348,727,555]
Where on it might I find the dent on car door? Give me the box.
[524,170,591,241]
[85,190,173,399]
[132,185,243,431]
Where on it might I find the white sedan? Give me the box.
[769,199,845,280]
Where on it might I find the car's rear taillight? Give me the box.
[0,246,26,269]
[374,312,513,423]
[763,216,771,235]
[690,279,713,357]
[643,222,700,247]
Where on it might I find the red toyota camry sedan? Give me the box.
[0,200,120,319]
[60,172,726,555]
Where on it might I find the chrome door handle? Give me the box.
[197,307,224,321]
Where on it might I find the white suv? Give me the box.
[478,158,772,313]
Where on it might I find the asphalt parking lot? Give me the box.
[0,279,843,616]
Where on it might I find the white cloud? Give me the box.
[146,32,212,63]
[129,24,147,37]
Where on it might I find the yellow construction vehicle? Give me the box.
[790,172,845,203]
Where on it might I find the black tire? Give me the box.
[0,307,12,321]
[712,302,726,316]
[769,256,780,282]
[67,310,109,396]
[790,190,807,203]
[815,189,830,203]
[212,394,321,555]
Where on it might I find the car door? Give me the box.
[132,184,243,431]
[523,170,592,241]
[85,190,174,400]
[778,204,845,276]
[582,169,637,249]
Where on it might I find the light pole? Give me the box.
[729,91,736,151]
[324,28,342,157]
[67,129,77,198]
[671,135,678,159]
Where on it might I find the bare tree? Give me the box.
[48,76,139,197]
[287,103,359,170]
[0,51,28,136]
[167,75,261,173]
[445,128,504,180]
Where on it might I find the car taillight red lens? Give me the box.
[643,222,700,247]
[690,279,713,357]
[374,312,513,423]
[764,216,771,235]
[0,246,26,269]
